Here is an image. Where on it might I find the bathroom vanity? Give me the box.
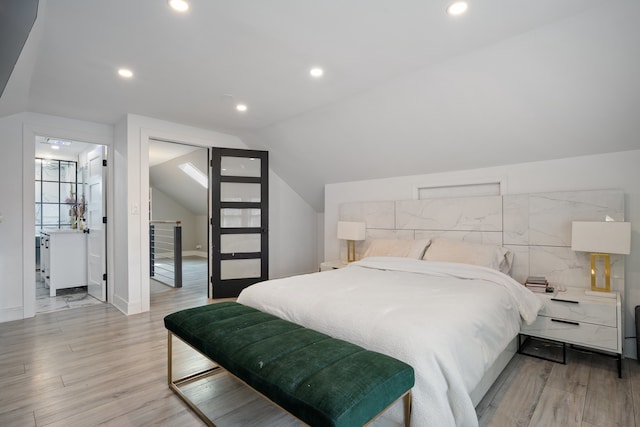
[40,229,87,297]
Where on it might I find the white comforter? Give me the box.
[237,257,542,427]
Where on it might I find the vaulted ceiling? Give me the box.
[2,0,639,211]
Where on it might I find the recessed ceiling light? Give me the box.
[310,67,324,78]
[118,68,134,78]
[51,145,60,150]
[447,1,468,16]
[236,104,248,112]
[168,0,189,12]
[44,138,72,146]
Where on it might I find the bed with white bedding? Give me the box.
[237,257,542,427]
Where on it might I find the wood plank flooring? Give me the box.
[478,341,638,427]
[2,266,639,426]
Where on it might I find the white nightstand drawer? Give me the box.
[320,260,348,271]
[540,296,617,327]
[521,315,619,353]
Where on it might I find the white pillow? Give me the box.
[362,239,431,259]
[422,237,513,274]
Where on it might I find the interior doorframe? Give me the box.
[22,121,115,318]
[140,128,222,310]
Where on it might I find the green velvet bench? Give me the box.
[164,302,414,427]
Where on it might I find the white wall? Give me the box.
[317,212,325,268]
[112,117,130,311]
[150,187,198,252]
[194,215,208,254]
[325,149,640,358]
[0,114,26,321]
[269,169,319,279]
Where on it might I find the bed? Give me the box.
[237,255,542,427]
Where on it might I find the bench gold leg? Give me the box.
[404,390,412,427]
[364,389,412,427]
[167,331,222,427]
[167,331,172,385]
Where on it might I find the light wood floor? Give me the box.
[152,255,209,288]
[478,342,640,427]
[2,271,639,426]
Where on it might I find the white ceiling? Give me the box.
[34,135,95,160]
[3,0,640,211]
[149,139,201,167]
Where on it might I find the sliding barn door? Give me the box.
[210,148,268,298]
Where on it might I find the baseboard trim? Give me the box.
[183,250,207,258]
[0,306,25,323]
[111,294,143,315]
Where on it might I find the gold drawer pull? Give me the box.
[551,318,579,326]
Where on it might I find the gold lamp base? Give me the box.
[346,240,356,263]
[590,252,611,293]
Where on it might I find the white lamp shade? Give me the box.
[337,221,366,241]
[571,221,631,255]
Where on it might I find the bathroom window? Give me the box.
[35,158,78,232]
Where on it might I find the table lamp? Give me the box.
[571,221,631,297]
[337,221,366,263]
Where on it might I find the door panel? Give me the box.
[211,148,268,298]
[220,208,261,228]
[220,182,261,202]
[86,146,107,302]
[220,156,261,177]
[220,234,261,253]
[221,259,262,280]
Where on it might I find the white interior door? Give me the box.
[86,146,106,301]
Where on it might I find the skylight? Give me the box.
[168,0,189,12]
[178,162,208,188]
[446,1,468,16]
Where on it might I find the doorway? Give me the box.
[34,136,108,313]
[148,139,209,299]
[147,141,270,301]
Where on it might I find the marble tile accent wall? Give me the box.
[339,189,625,292]
[503,189,625,290]
[414,230,502,245]
[527,246,625,292]
[395,196,502,231]
[366,229,415,239]
[339,201,395,229]
[503,194,529,245]
[503,190,624,246]
[338,229,414,261]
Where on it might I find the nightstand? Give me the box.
[519,286,622,377]
[319,260,348,272]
